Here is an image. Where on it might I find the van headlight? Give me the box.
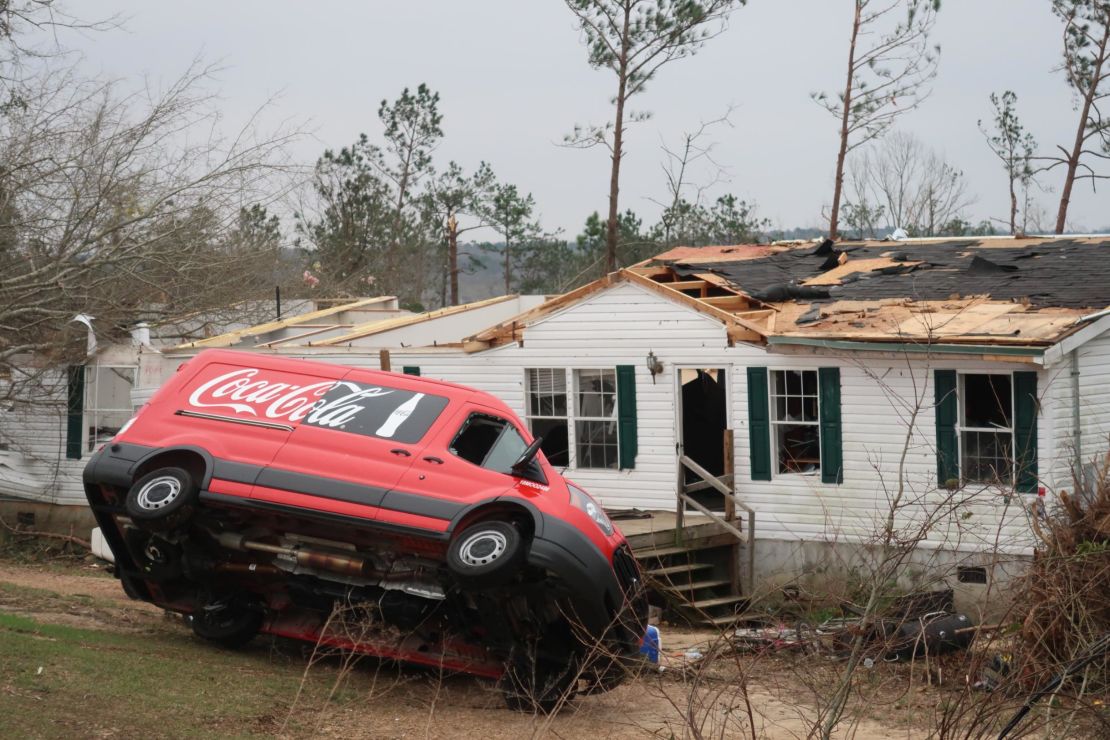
[568,484,613,536]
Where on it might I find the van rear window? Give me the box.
[301,379,449,444]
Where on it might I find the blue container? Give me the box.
[640,625,661,663]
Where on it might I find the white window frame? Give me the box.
[769,369,821,476]
[956,372,1015,486]
[84,364,137,453]
[523,368,620,471]
[573,368,619,470]
[524,368,570,467]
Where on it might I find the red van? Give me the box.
[83,349,646,710]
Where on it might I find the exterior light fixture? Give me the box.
[645,350,663,383]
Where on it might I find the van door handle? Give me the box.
[422,456,444,465]
[390,448,411,457]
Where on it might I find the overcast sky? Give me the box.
[58,1,1108,237]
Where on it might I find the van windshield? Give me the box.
[450,414,527,474]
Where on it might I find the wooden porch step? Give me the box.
[632,532,743,558]
[660,578,732,593]
[645,562,714,578]
[688,594,747,610]
[700,612,749,628]
[632,544,687,559]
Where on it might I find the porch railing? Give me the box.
[676,428,755,594]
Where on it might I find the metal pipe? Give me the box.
[1074,307,1110,325]
[215,532,378,578]
[1071,349,1083,473]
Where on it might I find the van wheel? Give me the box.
[500,649,578,714]
[190,598,263,649]
[447,520,524,589]
[125,467,198,532]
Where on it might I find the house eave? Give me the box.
[766,335,1047,362]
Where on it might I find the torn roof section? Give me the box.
[659,237,1110,308]
[169,294,547,353]
[175,296,405,349]
[646,236,1110,346]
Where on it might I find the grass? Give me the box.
[0,587,360,739]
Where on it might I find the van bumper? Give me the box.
[526,515,647,662]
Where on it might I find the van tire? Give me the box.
[447,520,524,588]
[190,598,263,649]
[500,650,578,714]
[125,467,198,532]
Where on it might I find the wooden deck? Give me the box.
[612,509,738,552]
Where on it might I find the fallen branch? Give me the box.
[0,516,91,550]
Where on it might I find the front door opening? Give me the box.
[679,368,728,513]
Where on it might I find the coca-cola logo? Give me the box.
[187,368,393,428]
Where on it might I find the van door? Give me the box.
[384,403,529,533]
[174,359,341,499]
[252,371,453,522]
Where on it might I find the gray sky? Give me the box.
[60,1,1108,237]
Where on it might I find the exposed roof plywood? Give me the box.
[175,296,399,350]
[315,295,519,346]
[803,257,922,286]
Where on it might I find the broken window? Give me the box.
[575,369,619,470]
[770,369,820,474]
[84,365,136,452]
[525,368,569,466]
[450,413,527,474]
[959,374,1013,484]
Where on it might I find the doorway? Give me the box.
[678,368,728,512]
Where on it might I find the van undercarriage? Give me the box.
[87,474,641,709]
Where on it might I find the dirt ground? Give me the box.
[0,559,927,739]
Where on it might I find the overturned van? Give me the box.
[83,349,647,710]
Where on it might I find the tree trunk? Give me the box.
[1009,175,1018,236]
[1056,24,1109,234]
[448,214,459,305]
[388,143,415,290]
[829,1,862,241]
[504,238,511,295]
[605,9,632,275]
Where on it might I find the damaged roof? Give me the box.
[659,237,1110,309]
[637,236,1110,347]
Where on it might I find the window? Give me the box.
[524,368,620,470]
[575,369,619,470]
[525,368,570,466]
[958,374,1013,484]
[450,413,527,475]
[84,365,136,452]
[770,369,820,474]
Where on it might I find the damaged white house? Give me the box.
[9,236,1110,621]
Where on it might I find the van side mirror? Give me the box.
[511,436,547,484]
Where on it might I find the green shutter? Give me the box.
[935,369,958,487]
[616,365,638,470]
[747,367,771,481]
[818,367,843,484]
[402,366,421,376]
[1013,371,1038,493]
[65,365,85,459]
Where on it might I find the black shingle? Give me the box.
[662,239,1110,309]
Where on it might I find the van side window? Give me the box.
[450,414,527,474]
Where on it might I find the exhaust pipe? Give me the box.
[214,533,376,578]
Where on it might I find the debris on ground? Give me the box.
[1020,454,1110,686]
